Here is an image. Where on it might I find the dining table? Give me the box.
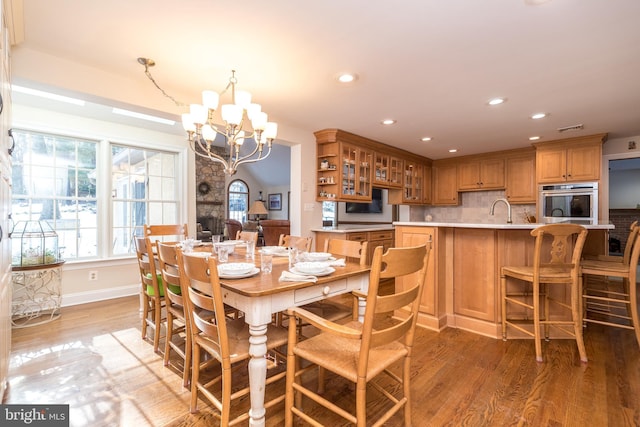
[194,242,371,427]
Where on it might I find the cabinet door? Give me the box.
[402,162,423,203]
[453,229,497,322]
[567,144,601,182]
[505,155,536,204]
[432,163,458,205]
[388,156,403,188]
[373,152,390,187]
[395,227,436,315]
[457,162,481,190]
[536,149,567,183]
[340,143,372,200]
[422,164,432,204]
[480,158,505,189]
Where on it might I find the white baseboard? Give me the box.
[61,284,139,307]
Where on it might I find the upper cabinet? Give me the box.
[315,129,432,205]
[534,133,607,184]
[505,151,536,204]
[373,152,403,189]
[457,158,505,191]
[432,162,458,206]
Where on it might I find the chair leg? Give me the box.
[153,299,162,353]
[284,325,297,427]
[355,379,367,427]
[533,281,543,363]
[630,281,640,349]
[183,333,192,388]
[572,276,588,363]
[501,274,507,340]
[403,357,412,427]
[190,344,201,413]
[141,294,149,340]
[164,313,173,366]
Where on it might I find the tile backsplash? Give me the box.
[410,190,536,224]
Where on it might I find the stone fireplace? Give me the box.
[195,146,226,236]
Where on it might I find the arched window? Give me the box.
[228,179,249,222]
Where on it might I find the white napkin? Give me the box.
[279,271,318,283]
[328,258,346,267]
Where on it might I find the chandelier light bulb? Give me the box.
[264,122,278,140]
[202,90,220,110]
[190,104,208,125]
[181,113,196,132]
[234,90,252,109]
[246,103,262,121]
[221,104,243,125]
[251,112,268,131]
[201,124,217,141]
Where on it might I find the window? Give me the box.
[11,129,181,261]
[112,145,179,255]
[11,130,98,260]
[228,180,249,223]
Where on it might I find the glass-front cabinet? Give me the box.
[374,153,403,188]
[341,143,372,201]
[402,162,424,203]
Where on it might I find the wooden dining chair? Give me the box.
[156,241,192,388]
[180,251,289,425]
[134,236,165,353]
[236,230,258,243]
[284,244,430,427]
[582,223,640,348]
[501,223,589,363]
[278,235,313,252]
[144,223,189,243]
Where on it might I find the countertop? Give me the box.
[310,224,395,233]
[393,221,614,230]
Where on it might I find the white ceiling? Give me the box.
[8,0,640,169]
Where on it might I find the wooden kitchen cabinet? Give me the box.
[535,134,607,184]
[366,230,394,264]
[315,129,431,205]
[505,153,536,204]
[373,152,403,188]
[453,229,497,322]
[457,158,505,191]
[432,162,458,205]
[312,228,394,265]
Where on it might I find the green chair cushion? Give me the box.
[146,273,181,296]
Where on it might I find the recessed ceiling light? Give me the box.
[448,149,458,153]
[421,137,432,142]
[531,112,547,120]
[337,73,358,83]
[381,119,396,125]
[487,97,506,106]
[529,136,541,141]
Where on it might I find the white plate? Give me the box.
[260,246,289,256]
[305,252,332,261]
[290,266,335,277]
[218,262,255,276]
[218,267,260,279]
[185,252,211,258]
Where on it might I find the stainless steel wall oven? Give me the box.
[539,182,598,224]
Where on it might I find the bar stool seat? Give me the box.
[501,224,589,363]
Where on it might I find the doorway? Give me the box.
[603,155,640,255]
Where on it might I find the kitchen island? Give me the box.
[393,221,613,338]
[311,224,394,265]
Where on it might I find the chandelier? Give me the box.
[138,58,278,176]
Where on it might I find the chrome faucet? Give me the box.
[490,198,512,223]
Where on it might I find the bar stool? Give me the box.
[581,222,640,348]
[501,224,589,363]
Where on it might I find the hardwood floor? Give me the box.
[4,295,639,426]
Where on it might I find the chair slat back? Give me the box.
[622,220,639,265]
[144,224,188,243]
[324,239,369,266]
[359,244,430,374]
[279,235,313,252]
[180,252,229,361]
[531,224,588,283]
[134,236,161,297]
[237,231,258,243]
[156,242,185,307]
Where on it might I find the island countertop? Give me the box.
[310,224,395,233]
[393,221,614,230]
